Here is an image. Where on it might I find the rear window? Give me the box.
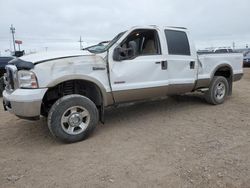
[165,30,190,56]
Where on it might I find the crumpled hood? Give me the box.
[20,50,93,64]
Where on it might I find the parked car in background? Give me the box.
[197,49,211,54]
[213,47,233,53]
[243,51,250,67]
[0,56,15,96]
[197,47,234,55]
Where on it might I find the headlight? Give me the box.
[18,70,38,88]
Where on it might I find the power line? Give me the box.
[78,36,83,50]
[10,24,16,52]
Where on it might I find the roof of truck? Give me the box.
[166,26,187,30]
[130,25,188,31]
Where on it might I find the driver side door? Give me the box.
[108,29,169,103]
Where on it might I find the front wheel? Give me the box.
[48,95,99,143]
[205,76,229,105]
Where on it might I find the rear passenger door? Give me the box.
[164,29,197,94]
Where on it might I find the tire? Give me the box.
[48,94,99,143]
[0,76,5,97]
[205,76,229,105]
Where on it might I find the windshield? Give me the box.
[244,51,250,57]
[84,42,109,53]
[85,31,126,54]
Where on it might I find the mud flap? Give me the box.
[228,77,233,96]
[2,100,7,111]
[99,104,105,124]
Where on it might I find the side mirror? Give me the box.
[127,41,136,57]
[113,46,123,61]
[113,41,137,61]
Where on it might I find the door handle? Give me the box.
[161,61,168,70]
[155,61,168,70]
[190,61,195,69]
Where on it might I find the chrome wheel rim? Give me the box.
[61,106,90,135]
[214,82,226,100]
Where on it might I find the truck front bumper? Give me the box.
[3,88,47,120]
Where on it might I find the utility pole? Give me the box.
[232,42,235,50]
[78,36,83,50]
[10,24,16,52]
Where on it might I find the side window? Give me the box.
[165,30,191,56]
[121,29,161,56]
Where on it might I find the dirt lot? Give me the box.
[1,69,250,188]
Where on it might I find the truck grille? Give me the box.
[4,65,18,91]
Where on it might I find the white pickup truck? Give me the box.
[3,25,243,142]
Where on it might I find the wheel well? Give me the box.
[213,66,233,95]
[0,69,5,77]
[214,66,231,79]
[41,80,103,117]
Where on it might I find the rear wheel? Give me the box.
[48,94,99,143]
[205,76,229,105]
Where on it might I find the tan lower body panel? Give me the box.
[109,83,194,104]
[167,84,194,95]
[195,78,210,89]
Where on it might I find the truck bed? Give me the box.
[197,53,243,81]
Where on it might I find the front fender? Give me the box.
[46,75,112,106]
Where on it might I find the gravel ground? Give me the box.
[0,69,250,188]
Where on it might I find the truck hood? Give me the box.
[20,50,93,64]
